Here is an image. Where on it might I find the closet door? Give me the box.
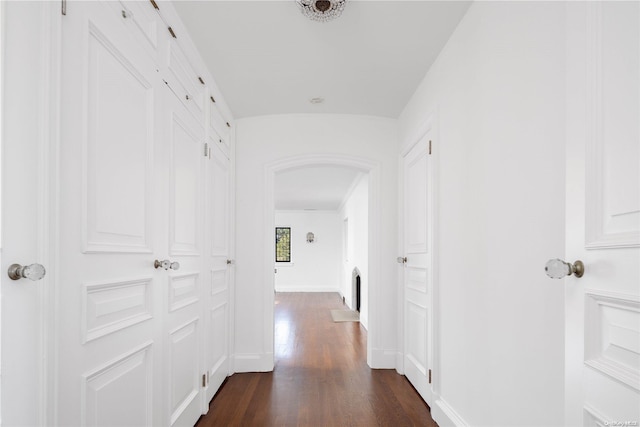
[203,130,232,405]
[58,2,165,425]
[162,84,206,427]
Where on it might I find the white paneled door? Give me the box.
[203,135,231,404]
[401,127,433,405]
[59,3,164,425]
[565,2,640,425]
[164,84,205,427]
[57,2,208,426]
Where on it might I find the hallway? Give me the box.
[197,292,435,426]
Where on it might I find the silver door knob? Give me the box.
[397,257,407,264]
[226,259,235,265]
[154,260,180,271]
[8,263,46,281]
[545,259,584,279]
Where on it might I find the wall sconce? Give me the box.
[306,232,315,243]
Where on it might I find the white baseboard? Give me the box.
[432,397,469,427]
[369,348,397,369]
[395,351,404,374]
[232,352,274,373]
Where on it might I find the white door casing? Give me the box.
[565,2,640,425]
[401,124,433,405]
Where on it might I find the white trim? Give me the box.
[43,4,61,425]
[264,154,382,369]
[337,171,366,212]
[0,3,4,424]
[432,396,469,427]
[232,353,274,373]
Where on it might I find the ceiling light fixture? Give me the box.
[297,0,346,23]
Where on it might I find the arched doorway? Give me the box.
[264,154,381,368]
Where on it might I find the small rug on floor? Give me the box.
[330,309,360,322]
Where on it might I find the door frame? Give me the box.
[398,111,440,400]
[264,154,381,368]
[1,2,60,425]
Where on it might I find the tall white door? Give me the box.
[162,85,206,427]
[1,3,53,425]
[57,3,207,426]
[565,2,640,425]
[58,2,166,425]
[203,134,231,405]
[402,130,433,404]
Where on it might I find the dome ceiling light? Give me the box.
[297,0,347,22]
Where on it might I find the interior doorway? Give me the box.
[265,154,380,368]
[272,166,368,319]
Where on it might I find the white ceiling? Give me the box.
[173,1,470,209]
[274,166,362,210]
[173,0,472,119]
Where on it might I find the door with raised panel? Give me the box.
[203,131,231,405]
[163,83,206,427]
[565,2,640,424]
[58,2,165,425]
[401,128,433,405]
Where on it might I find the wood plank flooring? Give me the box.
[196,292,436,426]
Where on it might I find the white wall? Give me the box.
[234,114,398,371]
[339,174,369,330]
[274,211,341,292]
[398,2,566,426]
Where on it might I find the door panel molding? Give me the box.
[584,290,640,391]
[82,276,153,343]
[81,342,154,427]
[585,1,640,249]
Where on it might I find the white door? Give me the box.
[162,87,205,427]
[565,2,640,425]
[58,2,166,425]
[58,3,207,426]
[203,133,231,405]
[401,129,433,404]
[0,3,53,424]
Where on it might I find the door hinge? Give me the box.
[428,369,432,384]
[168,27,177,39]
[204,143,209,158]
[210,96,216,103]
[61,0,66,15]
[149,0,159,10]
[428,140,432,155]
[202,374,206,387]
[198,77,205,85]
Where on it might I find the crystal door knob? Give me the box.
[154,259,170,270]
[154,260,179,270]
[545,259,584,279]
[8,263,46,281]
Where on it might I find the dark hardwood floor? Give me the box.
[196,292,436,426]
